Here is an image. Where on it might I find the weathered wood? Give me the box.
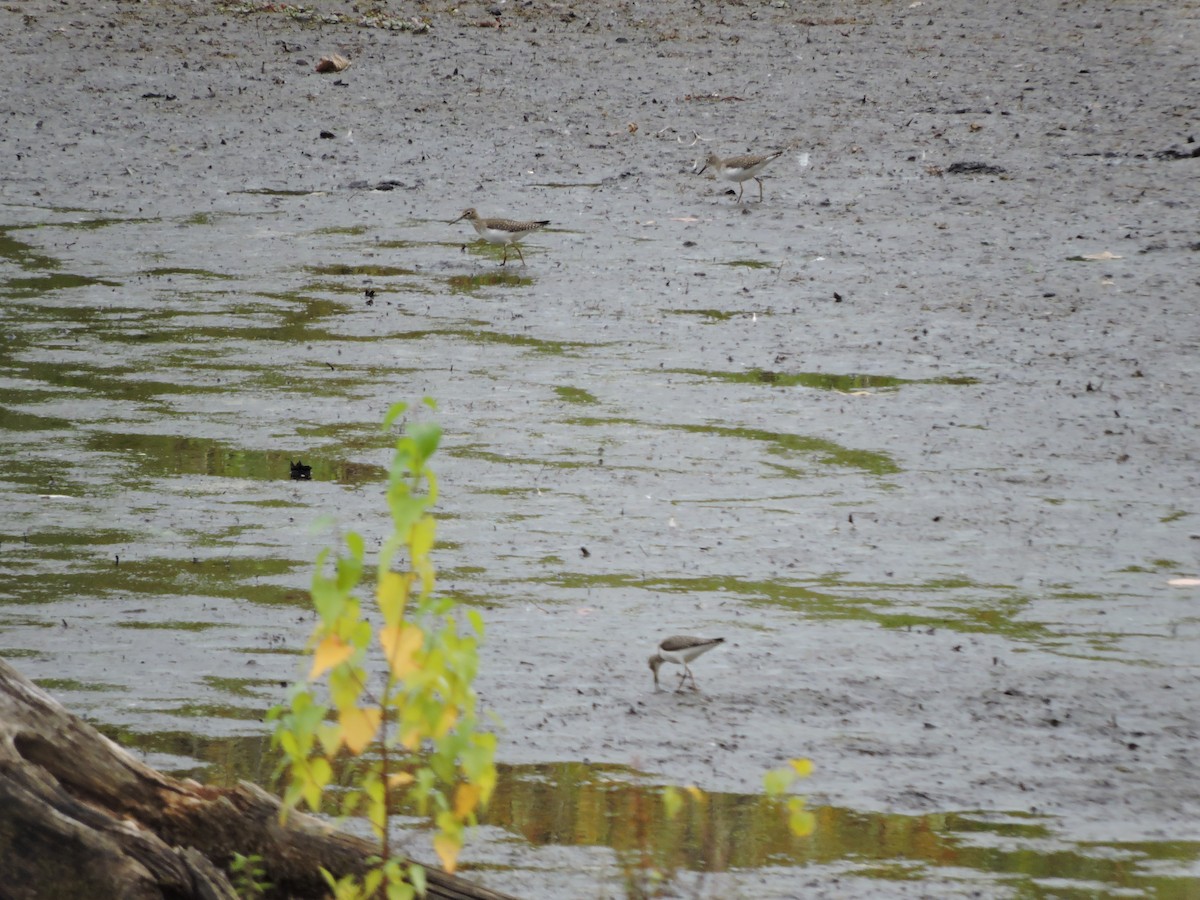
[0,658,518,900]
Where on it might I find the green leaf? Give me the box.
[466,609,485,638]
[362,869,385,896]
[330,667,367,710]
[336,549,363,593]
[319,868,339,891]
[278,731,299,759]
[763,767,793,796]
[424,468,440,507]
[409,422,442,464]
[282,780,305,811]
[310,756,333,789]
[382,401,409,430]
[407,863,426,897]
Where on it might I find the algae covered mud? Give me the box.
[3,0,1199,896]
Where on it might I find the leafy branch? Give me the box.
[270,399,497,899]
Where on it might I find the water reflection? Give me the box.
[83,431,386,485]
[98,728,1200,897]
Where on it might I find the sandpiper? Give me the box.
[698,149,786,202]
[451,208,550,266]
[648,635,725,692]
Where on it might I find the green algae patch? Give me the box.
[669,368,980,391]
[0,228,60,270]
[56,217,158,231]
[312,224,369,236]
[142,267,237,280]
[447,271,533,292]
[0,406,74,433]
[118,619,232,632]
[554,386,600,405]
[35,678,125,693]
[3,273,121,298]
[664,308,739,322]
[668,421,900,475]
[305,263,417,277]
[450,444,591,469]
[722,258,775,269]
[390,327,589,356]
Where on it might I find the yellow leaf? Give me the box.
[376,571,409,620]
[339,706,382,755]
[434,706,459,738]
[415,559,435,598]
[303,779,322,811]
[310,635,355,679]
[453,782,481,818]
[388,771,416,788]
[433,833,460,873]
[411,516,436,561]
[400,727,421,750]
[789,758,814,778]
[380,623,424,678]
[685,785,706,803]
[317,722,342,757]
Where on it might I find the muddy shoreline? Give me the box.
[3,1,1199,896]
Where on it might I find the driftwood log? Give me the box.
[0,658,517,900]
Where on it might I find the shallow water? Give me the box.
[3,1,1199,896]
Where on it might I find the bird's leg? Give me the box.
[500,245,509,267]
[756,177,765,202]
[679,664,698,691]
[514,244,527,266]
[736,182,745,203]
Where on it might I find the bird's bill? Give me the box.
[450,211,469,224]
[696,160,709,175]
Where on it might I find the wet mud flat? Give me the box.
[2,0,1199,896]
